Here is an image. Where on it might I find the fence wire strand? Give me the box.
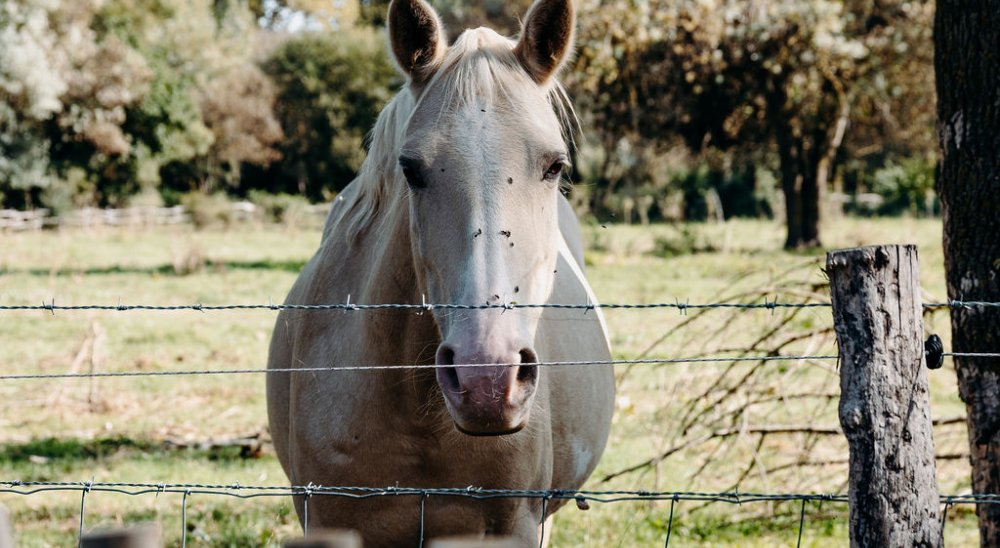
[2,352,997,382]
[2,299,999,314]
[0,354,841,381]
[2,481,998,506]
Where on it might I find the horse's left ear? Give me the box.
[514,0,576,84]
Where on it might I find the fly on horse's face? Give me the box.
[388,0,575,436]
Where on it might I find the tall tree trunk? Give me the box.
[768,83,806,249]
[768,75,846,250]
[936,1,1000,546]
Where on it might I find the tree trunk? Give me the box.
[769,84,806,249]
[768,76,843,250]
[935,1,1000,546]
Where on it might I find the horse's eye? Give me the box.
[399,159,426,189]
[543,161,565,181]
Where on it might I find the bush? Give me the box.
[870,158,938,217]
[181,191,234,228]
[246,190,313,227]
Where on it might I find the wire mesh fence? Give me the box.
[2,481,999,547]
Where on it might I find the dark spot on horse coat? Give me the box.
[509,242,514,247]
[514,286,519,293]
[499,230,511,238]
[507,177,513,184]
[473,228,482,238]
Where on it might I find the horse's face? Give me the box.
[388,0,575,435]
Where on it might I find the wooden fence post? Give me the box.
[427,536,519,548]
[79,523,161,548]
[283,529,363,548]
[0,504,12,548]
[827,245,941,547]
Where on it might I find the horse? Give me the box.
[266,0,614,544]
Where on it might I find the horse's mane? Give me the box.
[343,27,577,237]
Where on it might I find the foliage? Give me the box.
[246,190,313,226]
[569,0,936,247]
[0,0,151,207]
[868,157,937,217]
[200,64,284,190]
[0,0,940,246]
[258,28,398,200]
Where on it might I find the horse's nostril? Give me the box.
[441,366,460,391]
[517,348,538,383]
[437,345,456,365]
[435,346,460,392]
[517,365,537,383]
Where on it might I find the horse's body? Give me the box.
[267,1,614,544]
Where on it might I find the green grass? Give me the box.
[0,218,978,546]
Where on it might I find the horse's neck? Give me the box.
[318,185,440,373]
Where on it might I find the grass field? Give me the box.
[0,216,979,546]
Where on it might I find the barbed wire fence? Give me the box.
[2,249,999,545]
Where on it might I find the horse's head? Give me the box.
[387,0,576,435]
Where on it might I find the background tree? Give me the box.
[0,0,150,209]
[199,64,284,192]
[259,28,397,200]
[571,0,933,248]
[936,0,1000,545]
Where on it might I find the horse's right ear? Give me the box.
[387,0,447,85]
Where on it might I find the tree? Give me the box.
[199,63,284,191]
[936,1,1000,545]
[571,0,934,248]
[358,1,533,36]
[0,0,151,209]
[260,28,397,200]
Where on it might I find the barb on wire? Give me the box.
[0,354,840,381]
[923,300,1000,309]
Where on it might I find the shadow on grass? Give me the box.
[0,258,307,278]
[0,436,258,464]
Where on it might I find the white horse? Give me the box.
[267,0,614,544]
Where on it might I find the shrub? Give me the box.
[181,191,234,228]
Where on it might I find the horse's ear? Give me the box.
[387,0,447,85]
[514,0,575,84]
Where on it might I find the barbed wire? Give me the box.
[2,299,999,314]
[0,299,831,313]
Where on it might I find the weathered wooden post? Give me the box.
[427,536,519,547]
[0,504,13,548]
[79,523,161,548]
[283,529,363,548]
[827,245,941,547]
